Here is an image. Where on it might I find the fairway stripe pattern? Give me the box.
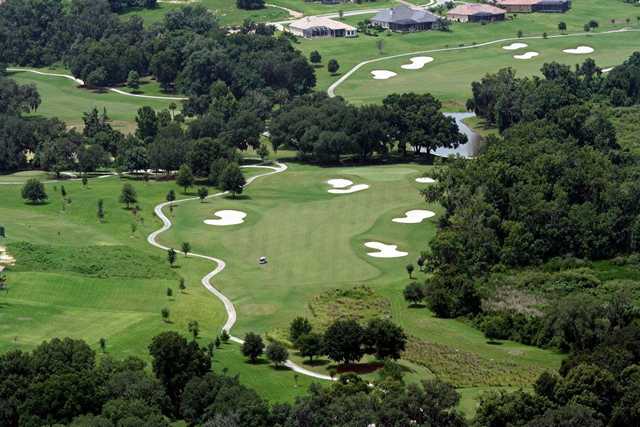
[327,28,640,98]
[147,162,335,381]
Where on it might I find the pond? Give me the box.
[433,112,484,159]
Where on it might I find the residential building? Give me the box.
[288,16,357,38]
[494,0,571,13]
[371,5,441,32]
[447,4,507,23]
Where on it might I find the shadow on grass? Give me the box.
[224,194,251,201]
[486,340,503,345]
[245,358,270,366]
[335,361,384,375]
[408,303,427,309]
[301,358,330,367]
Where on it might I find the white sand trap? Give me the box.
[602,67,614,73]
[327,179,370,194]
[514,52,539,60]
[204,210,247,226]
[365,242,408,258]
[392,209,436,224]
[563,46,594,54]
[416,177,436,184]
[327,179,354,188]
[503,42,528,51]
[401,56,434,70]
[371,70,397,80]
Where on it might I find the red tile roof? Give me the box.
[448,4,507,16]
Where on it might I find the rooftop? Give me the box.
[372,5,440,24]
[448,4,507,16]
[289,16,356,31]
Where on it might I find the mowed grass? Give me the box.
[337,30,640,108]
[296,0,640,95]
[121,0,288,27]
[156,161,562,389]
[8,70,174,133]
[0,168,327,402]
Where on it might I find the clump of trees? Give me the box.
[286,316,407,365]
[270,92,466,162]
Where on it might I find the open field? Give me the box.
[296,0,640,102]
[0,159,563,407]
[121,0,289,26]
[155,161,563,387]
[336,30,640,108]
[8,70,175,133]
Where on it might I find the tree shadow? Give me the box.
[246,358,270,366]
[486,340,503,345]
[270,365,290,371]
[335,361,384,375]
[302,358,330,367]
[408,303,427,309]
[224,194,251,200]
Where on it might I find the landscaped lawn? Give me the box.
[8,70,175,133]
[336,30,640,108]
[0,158,563,408]
[296,0,640,101]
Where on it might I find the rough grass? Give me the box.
[308,285,391,328]
[8,242,176,279]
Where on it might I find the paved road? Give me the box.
[147,162,335,382]
[327,28,639,98]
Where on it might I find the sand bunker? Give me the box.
[365,242,408,258]
[327,179,369,194]
[563,46,594,54]
[401,56,434,70]
[371,70,397,80]
[415,177,436,184]
[204,210,247,226]
[503,42,528,51]
[514,52,539,60]
[392,209,436,224]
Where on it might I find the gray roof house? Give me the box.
[371,6,441,32]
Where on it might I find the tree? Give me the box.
[179,278,186,292]
[167,248,177,267]
[208,158,229,187]
[406,263,415,279]
[588,19,599,29]
[256,143,269,161]
[176,164,194,194]
[97,199,105,222]
[266,342,289,367]
[327,59,340,75]
[161,307,170,322]
[517,30,523,38]
[188,321,200,340]
[403,282,425,306]
[135,106,158,142]
[119,183,137,209]
[376,39,384,54]
[127,70,140,90]
[197,187,208,202]
[99,337,106,353]
[363,318,407,360]
[309,50,322,66]
[323,319,365,364]
[181,242,191,257]
[220,163,245,197]
[148,331,211,415]
[221,330,230,342]
[289,317,312,344]
[21,179,47,204]
[558,21,567,32]
[236,0,264,10]
[297,332,323,362]
[166,189,176,203]
[241,332,264,363]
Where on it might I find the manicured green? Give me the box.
[336,31,640,109]
[8,70,174,133]
[297,0,640,105]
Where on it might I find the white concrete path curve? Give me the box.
[147,162,334,381]
[7,68,188,101]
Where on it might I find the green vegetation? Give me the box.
[8,70,173,132]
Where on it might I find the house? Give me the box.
[447,4,507,23]
[494,0,570,13]
[288,16,357,38]
[371,5,441,32]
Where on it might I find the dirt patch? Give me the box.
[308,285,391,328]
